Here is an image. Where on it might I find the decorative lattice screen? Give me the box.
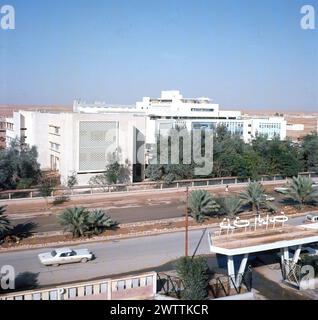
[79,121,118,171]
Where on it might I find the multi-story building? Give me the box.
[6,91,287,185]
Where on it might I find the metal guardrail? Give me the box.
[0,172,317,202]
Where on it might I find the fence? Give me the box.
[157,268,253,299]
[0,272,157,301]
[0,172,317,202]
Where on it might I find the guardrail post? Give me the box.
[91,188,93,195]
[235,178,238,184]
[177,183,179,189]
[30,192,33,199]
[8,193,11,200]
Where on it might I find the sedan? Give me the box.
[306,214,318,223]
[38,248,94,266]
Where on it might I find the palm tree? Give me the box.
[220,197,243,218]
[87,209,118,235]
[58,207,90,238]
[0,205,11,240]
[282,176,318,208]
[239,182,266,215]
[189,190,220,223]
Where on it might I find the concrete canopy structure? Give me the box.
[208,222,318,287]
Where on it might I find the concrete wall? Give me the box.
[0,272,157,301]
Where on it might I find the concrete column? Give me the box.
[283,247,290,261]
[292,245,302,267]
[236,254,249,287]
[227,256,235,288]
[281,247,290,276]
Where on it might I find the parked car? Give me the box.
[301,246,318,256]
[274,187,289,194]
[262,194,275,201]
[38,248,94,266]
[306,214,318,223]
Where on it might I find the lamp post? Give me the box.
[185,186,189,257]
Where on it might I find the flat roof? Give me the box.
[208,224,318,256]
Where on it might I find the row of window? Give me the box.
[191,108,215,112]
[49,125,60,135]
[50,142,60,152]
[258,123,281,129]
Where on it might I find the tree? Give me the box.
[0,138,41,190]
[239,182,266,215]
[176,256,209,300]
[301,133,318,172]
[220,197,243,218]
[66,172,78,189]
[87,209,117,235]
[0,205,11,241]
[282,176,318,208]
[89,150,131,188]
[58,207,90,238]
[38,178,56,210]
[188,190,220,223]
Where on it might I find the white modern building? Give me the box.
[6,91,287,185]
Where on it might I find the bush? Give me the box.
[176,256,209,300]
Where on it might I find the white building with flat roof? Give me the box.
[6,91,287,185]
[6,110,146,185]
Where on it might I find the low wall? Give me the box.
[0,272,157,301]
[2,172,317,202]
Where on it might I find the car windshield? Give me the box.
[51,250,57,257]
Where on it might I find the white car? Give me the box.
[38,248,94,266]
[263,194,275,201]
[306,214,318,223]
[274,187,289,194]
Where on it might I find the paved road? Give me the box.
[8,185,289,233]
[0,229,215,290]
[10,202,185,233]
[0,214,311,292]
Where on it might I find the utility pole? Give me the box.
[185,186,189,257]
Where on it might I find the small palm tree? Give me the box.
[282,176,318,208]
[58,207,90,238]
[240,182,266,215]
[87,209,118,235]
[220,197,243,218]
[189,190,220,223]
[0,205,11,240]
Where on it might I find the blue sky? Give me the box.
[0,0,317,110]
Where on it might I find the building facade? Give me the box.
[6,91,287,185]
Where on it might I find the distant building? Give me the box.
[5,91,287,185]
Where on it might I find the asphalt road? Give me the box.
[10,202,185,233]
[0,228,215,290]
[0,214,311,292]
[8,187,289,234]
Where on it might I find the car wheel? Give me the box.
[81,258,88,263]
